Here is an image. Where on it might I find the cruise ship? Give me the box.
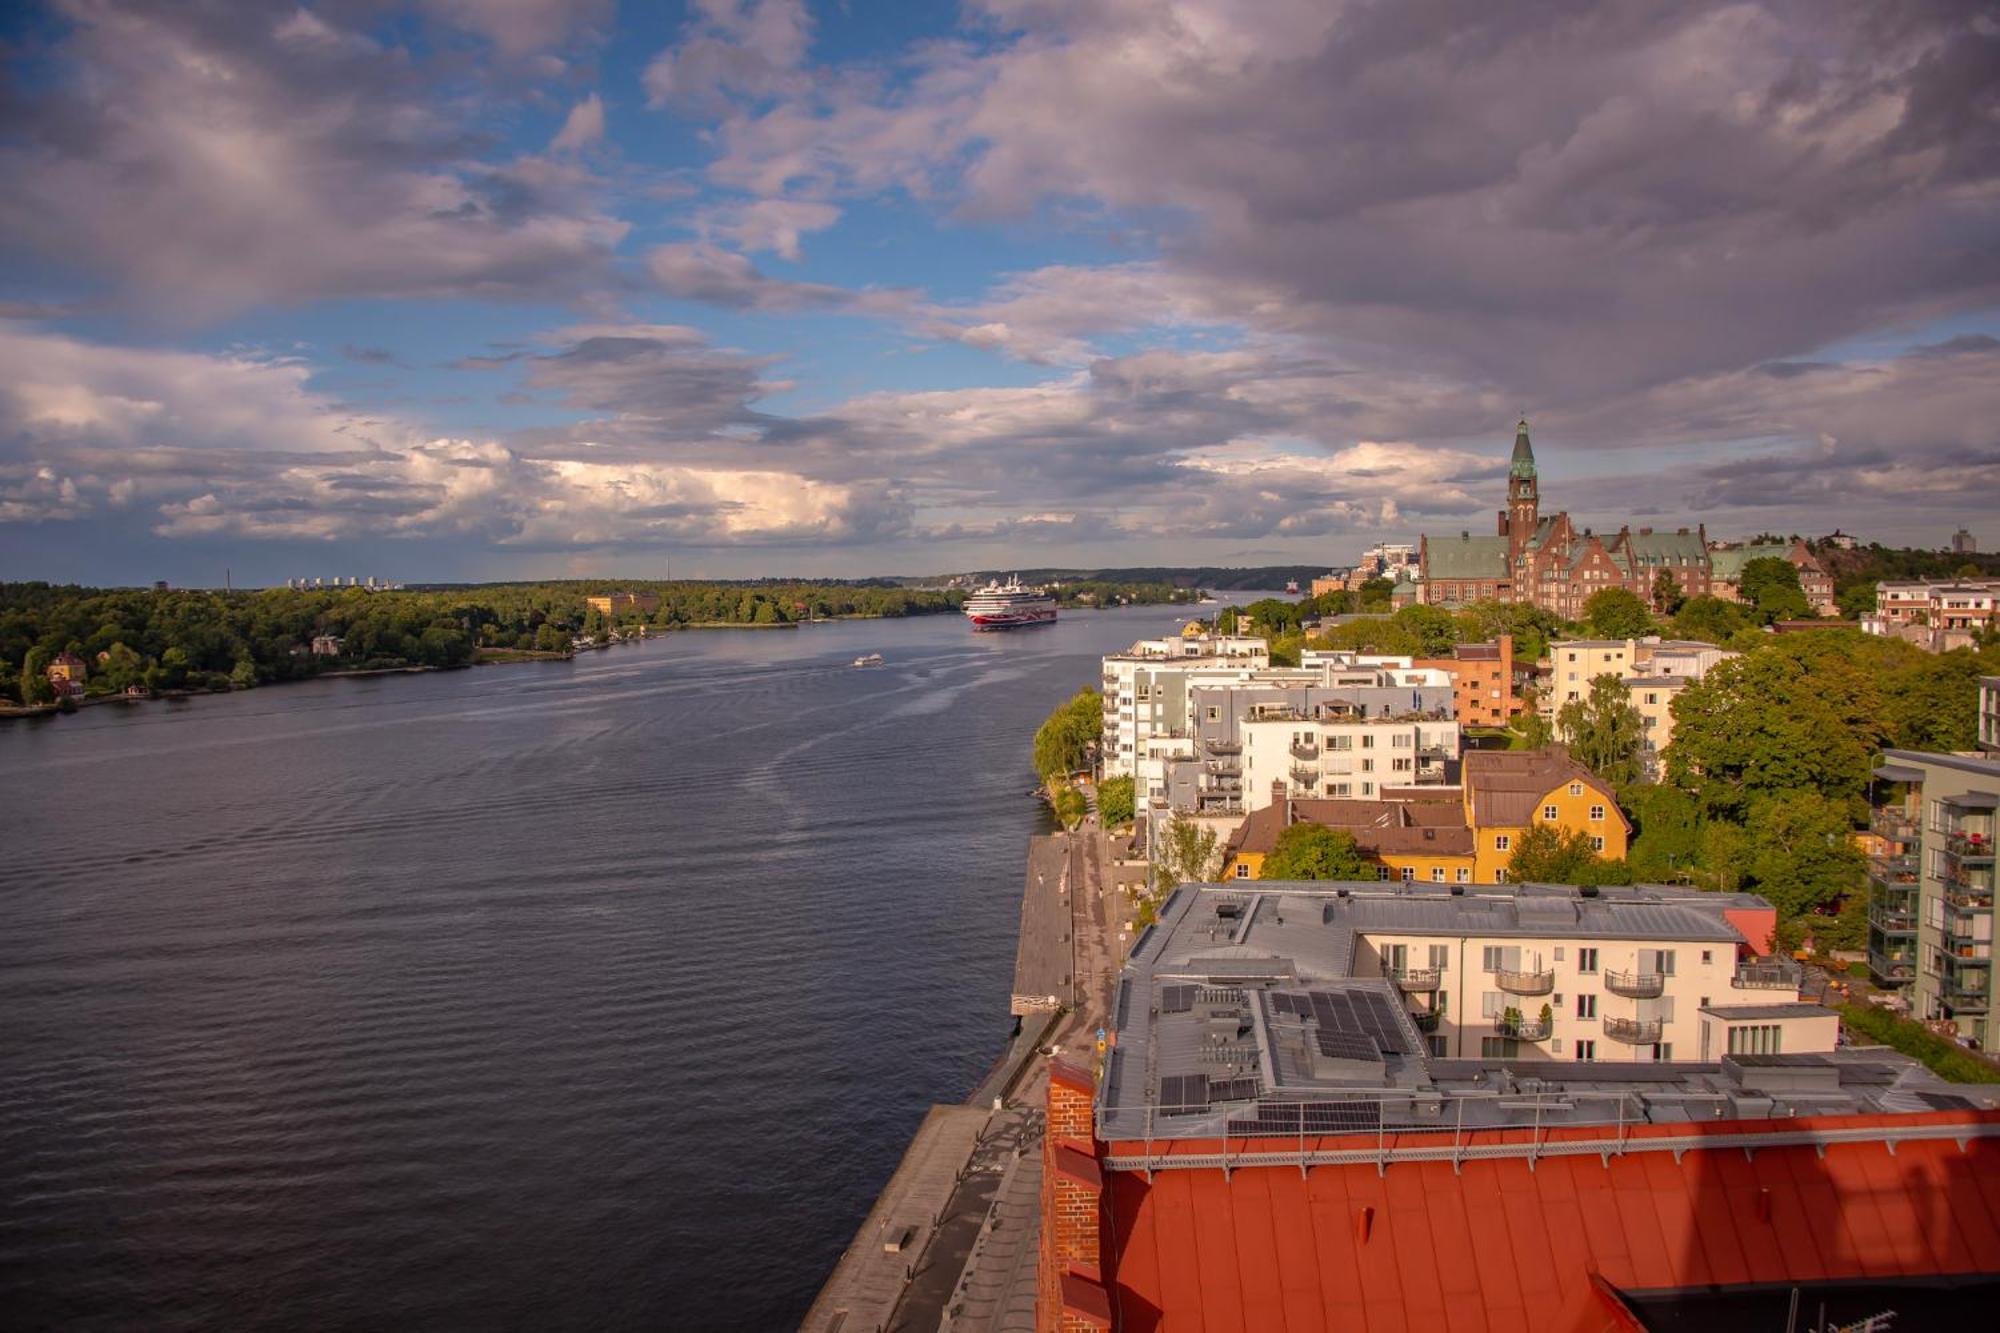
[962,576,1058,630]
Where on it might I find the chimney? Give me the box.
[1039,1061,1110,1332]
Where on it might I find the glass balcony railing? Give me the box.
[1493,968,1555,996]
[1868,905,1917,935]
[1733,961,1803,991]
[1870,808,1919,843]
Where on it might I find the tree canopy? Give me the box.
[1556,674,1646,784]
[1032,687,1102,786]
[1097,775,1135,828]
[1738,557,1812,623]
[1506,823,1631,885]
[1583,587,1654,639]
[1260,824,1371,880]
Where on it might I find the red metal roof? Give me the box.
[1102,1112,2000,1332]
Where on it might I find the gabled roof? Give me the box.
[1227,798,1476,859]
[1621,528,1709,566]
[1463,746,1630,831]
[1423,534,1510,580]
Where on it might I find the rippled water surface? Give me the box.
[0,604,1201,1331]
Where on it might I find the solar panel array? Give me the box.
[1303,988,1414,1056]
[1227,1100,1382,1136]
[1159,983,1196,1014]
[1313,1029,1384,1063]
[1159,1073,1210,1115]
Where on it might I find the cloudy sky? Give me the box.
[2,0,1996,586]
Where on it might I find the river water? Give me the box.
[0,601,1209,1331]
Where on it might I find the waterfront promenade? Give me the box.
[804,824,1132,1331]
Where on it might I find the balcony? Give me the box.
[1732,961,1802,992]
[1290,740,1320,761]
[1868,904,1917,936]
[1390,967,1442,992]
[1870,808,1919,843]
[1867,945,1915,986]
[1288,766,1318,789]
[1206,739,1241,755]
[1418,743,1454,759]
[1867,852,1918,885]
[1603,1016,1664,1045]
[1945,832,1996,864]
[1603,969,1666,999]
[1493,968,1555,996]
[1494,1014,1552,1042]
[1411,1010,1442,1033]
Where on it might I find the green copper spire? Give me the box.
[1508,418,1536,480]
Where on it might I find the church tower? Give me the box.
[1504,418,1539,554]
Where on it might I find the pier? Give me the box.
[804,827,1132,1331]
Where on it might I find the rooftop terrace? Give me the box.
[1102,881,2000,1149]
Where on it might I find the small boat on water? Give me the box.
[852,653,884,667]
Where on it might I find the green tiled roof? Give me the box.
[1424,534,1511,579]
[1624,530,1709,568]
[1708,543,1790,581]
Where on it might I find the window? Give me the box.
[1576,994,1597,1019]
[1429,945,1451,970]
[1494,834,1511,851]
[1206,706,1219,721]
[1392,758,1413,773]
[1400,867,1415,882]
[1455,867,1471,883]
[1481,1037,1520,1059]
[1495,868,1508,883]
[1590,836,1605,852]
[1588,804,1605,821]
[1393,734,1411,748]
[1578,948,1599,973]
[1377,865,1392,881]
[1652,1043,1673,1062]
[1574,1040,1596,1062]
[1431,867,1445,882]
[1361,759,1375,773]
[1234,862,1250,879]
[1569,782,1583,796]
[1645,693,1658,706]
[1543,805,1559,821]
[1727,1025,1783,1056]
[1361,735,1376,749]
[1331,783,1351,798]
[1700,950,1712,965]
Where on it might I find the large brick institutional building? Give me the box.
[1418,421,1834,616]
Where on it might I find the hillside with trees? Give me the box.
[0,580,966,705]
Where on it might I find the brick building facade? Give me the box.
[1419,421,1833,616]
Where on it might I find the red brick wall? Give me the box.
[1039,1061,1110,1332]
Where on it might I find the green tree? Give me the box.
[1507,824,1600,883]
[1622,783,1702,881]
[18,647,53,706]
[1836,581,1876,620]
[1650,570,1686,617]
[1665,644,1887,816]
[1556,675,1645,784]
[1356,577,1393,610]
[229,657,258,689]
[1261,824,1371,880]
[1051,783,1088,830]
[1152,815,1223,892]
[1671,595,1755,644]
[1739,557,1811,622]
[1700,821,1750,893]
[1742,792,1864,921]
[1583,587,1653,640]
[1097,775,1136,828]
[1032,687,1102,786]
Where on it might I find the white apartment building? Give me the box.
[1349,892,1819,1063]
[1239,711,1460,807]
[1100,633,1270,781]
[1982,677,2000,756]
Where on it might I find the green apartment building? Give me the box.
[1868,749,2000,1049]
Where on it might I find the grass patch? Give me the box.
[1840,1002,2000,1084]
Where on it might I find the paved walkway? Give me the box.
[808,822,1132,1332]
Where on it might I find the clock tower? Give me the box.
[1503,418,1539,555]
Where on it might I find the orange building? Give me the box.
[1414,634,1518,729]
